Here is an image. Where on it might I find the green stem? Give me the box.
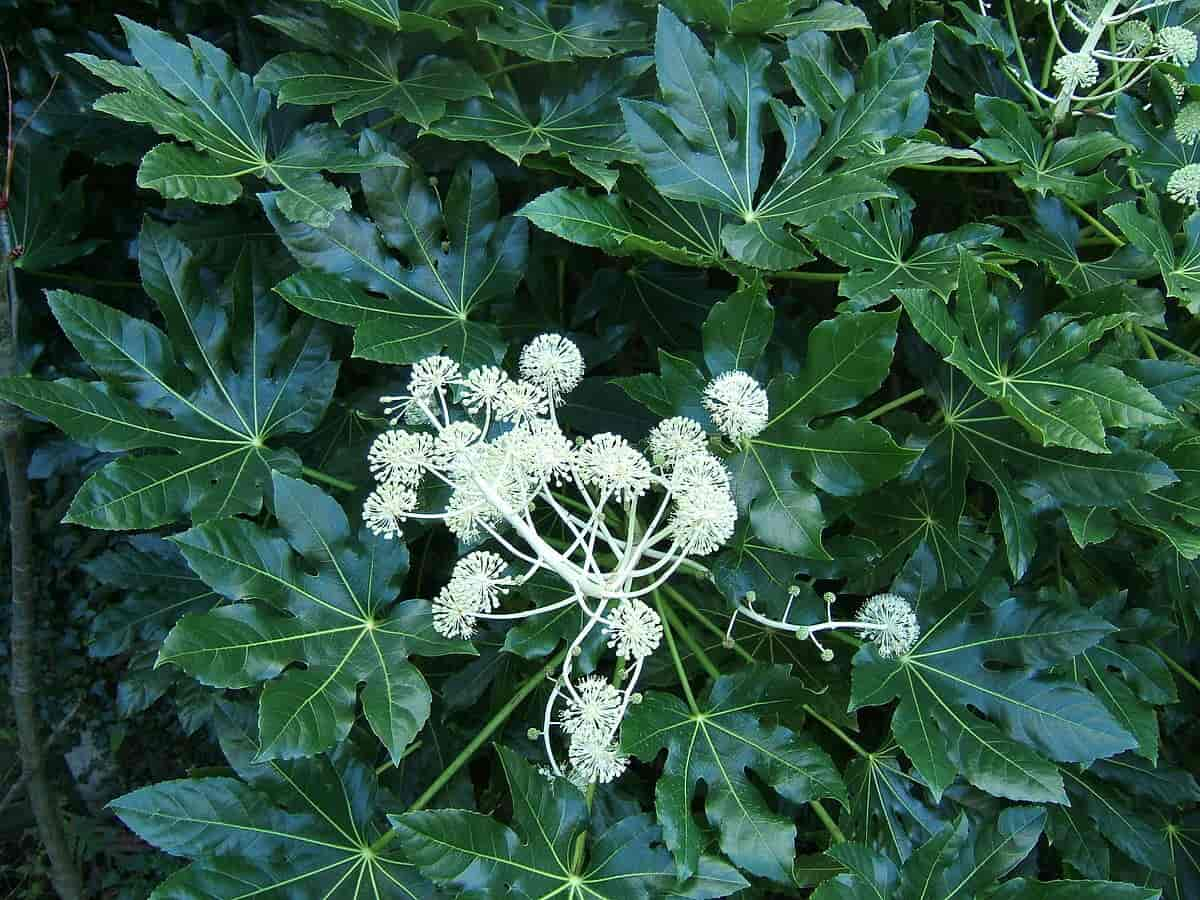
[1003,0,1042,111]
[301,466,356,493]
[375,740,423,774]
[772,270,844,282]
[1062,198,1124,246]
[809,798,846,844]
[655,590,700,714]
[861,388,926,422]
[1155,647,1200,694]
[903,163,1020,174]
[1133,324,1159,360]
[802,704,869,759]
[489,58,542,78]
[1142,330,1200,364]
[664,584,755,665]
[370,648,567,851]
[661,601,720,680]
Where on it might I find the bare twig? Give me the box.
[0,697,83,818]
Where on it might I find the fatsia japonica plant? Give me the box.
[7,0,1200,895]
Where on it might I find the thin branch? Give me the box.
[1,61,83,894]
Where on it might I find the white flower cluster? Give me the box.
[364,335,757,784]
[1002,0,1198,123]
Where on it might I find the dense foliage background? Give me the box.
[3,0,1200,896]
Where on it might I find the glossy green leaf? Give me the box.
[805,196,1000,309]
[112,721,435,897]
[431,57,651,187]
[160,473,471,762]
[71,18,404,226]
[392,745,748,897]
[622,665,847,884]
[851,593,1137,803]
[0,226,338,530]
[267,151,527,367]
[620,9,936,268]
[477,0,650,60]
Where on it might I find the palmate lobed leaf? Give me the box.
[111,707,436,897]
[71,18,405,227]
[850,589,1138,805]
[430,56,652,189]
[392,745,749,898]
[266,146,528,368]
[27,0,1200,894]
[476,0,651,61]
[621,665,848,885]
[0,223,339,530]
[912,252,1172,455]
[257,49,490,129]
[159,473,472,763]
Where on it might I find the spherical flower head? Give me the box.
[432,421,482,469]
[362,482,417,540]
[855,593,920,658]
[1158,26,1198,66]
[1177,103,1200,144]
[460,365,509,414]
[444,484,499,542]
[1052,52,1099,90]
[647,417,707,469]
[606,599,663,661]
[671,452,731,495]
[408,355,461,401]
[1168,74,1187,101]
[1168,163,1200,205]
[669,481,737,556]
[703,371,769,442]
[1117,20,1153,52]
[576,433,652,502]
[449,551,513,612]
[560,675,623,739]
[568,734,629,784]
[368,430,434,487]
[494,380,550,425]
[497,420,575,486]
[432,585,478,639]
[520,333,585,401]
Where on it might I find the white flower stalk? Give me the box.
[363,334,742,780]
[648,417,708,469]
[576,433,652,502]
[731,589,920,661]
[1117,20,1152,50]
[432,586,478,639]
[362,482,417,541]
[448,551,513,611]
[702,371,769,442]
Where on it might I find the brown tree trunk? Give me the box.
[1,200,84,898]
